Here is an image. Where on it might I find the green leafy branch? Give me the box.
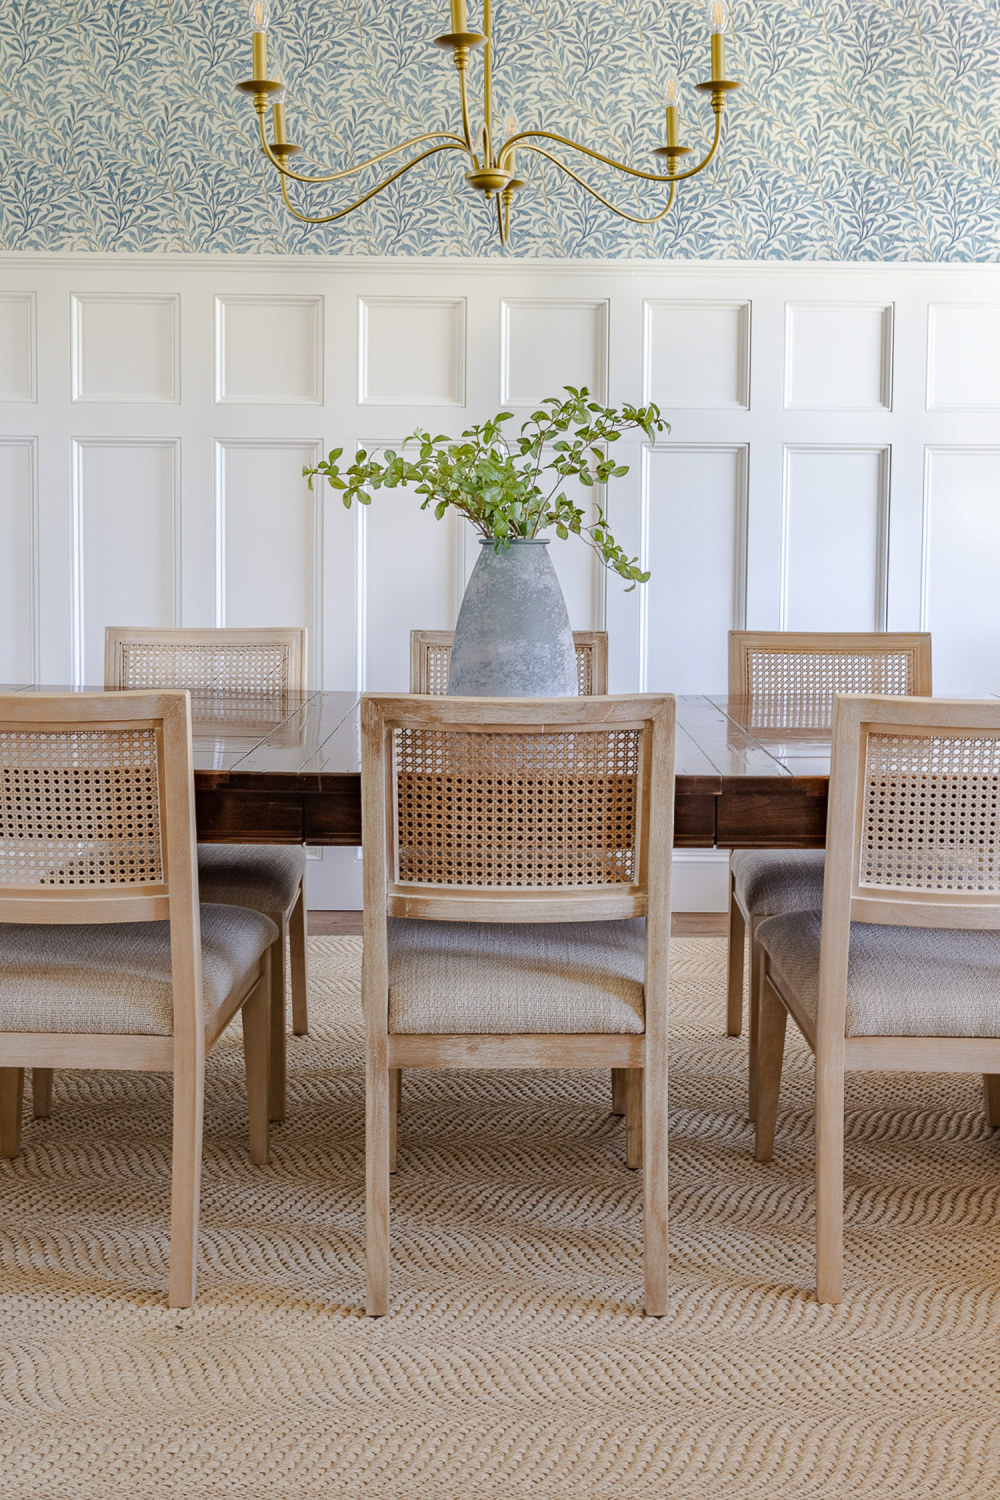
[303,387,669,588]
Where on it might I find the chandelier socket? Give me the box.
[654,144,693,159]
[268,142,301,157]
[433,32,487,51]
[237,77,283,98]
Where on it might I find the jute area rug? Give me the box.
[2,935,999,1498]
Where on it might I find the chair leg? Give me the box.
[727,875,746,1037]
[242,970,271,1166]
[268,933,287,1125]
[0,1068,25,1159]
[625,1068,643,1170]
[366,1042,391,1317]
[754,977,787,1163]
[611,1067,627,1116]
[168,1059,204,1309]
[289,884,309,1036]
[983,1075,1000,1127]
[643,1051,669,1316]
[32,1067,53,1119]
[815,1051,846,1306]
[748,922,763,1122]
[389,1067,400,1174]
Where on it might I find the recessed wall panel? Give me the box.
[216,296,323,404]
[645,301,750,409]
[0,439,37,680]
[360,298,465,405]
[501,300,608,406]
[71,295,179,403]
[785,303,892,410]
[923,447,1000,694]
[927,305,1000,410]
[215,441,320,660]
[0,293,36,401]
[72,439,178,684]
[781,446,888,631]
[643,446,747,694]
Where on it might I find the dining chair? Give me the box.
[726,631,933,1119]
[753,692,1000,1303]
[361,691,674,1315]
[409,629,609,697]
[0,690,276,1307]
[38,626,310,1131]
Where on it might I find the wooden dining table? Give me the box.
[7,687,832,850]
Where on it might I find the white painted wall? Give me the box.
[2,256,999,909]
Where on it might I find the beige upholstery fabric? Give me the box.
[732,849,826,919]
[0,905,277,1036]
[387,917,645,1035]
[757,909,1000,1037]
[196,844,305,920]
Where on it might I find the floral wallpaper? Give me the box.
[1,1,999,258]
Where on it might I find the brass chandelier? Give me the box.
[237,2,740,246]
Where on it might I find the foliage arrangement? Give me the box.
[304,388,668,588]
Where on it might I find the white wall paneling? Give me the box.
[501,299,609,405]
[780,446,889,632]
[0,437,39,682]
[0,292,36,402]
[215,295,323,404]
[5,254,1000,906]
[70,438,180,684]
[644,301,750,410]
[359,297,466,405]
[71,294,179,404]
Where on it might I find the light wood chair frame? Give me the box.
[754,693,1000,1303]
[409,630,609,697]
[0,690,272,1308]
[725,631,933,1118]
[361,692,675,1317]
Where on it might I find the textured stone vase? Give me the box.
[448,538,578,697]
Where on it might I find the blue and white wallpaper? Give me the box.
[1,1,999,257]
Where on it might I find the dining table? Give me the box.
[6,687,832,850]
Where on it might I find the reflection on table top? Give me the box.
[3,688,835,785]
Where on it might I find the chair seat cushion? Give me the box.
[387,918,646,1035]
[732,849,826,919]
[0,905,277,1036]
[197,843,306,920]
[757,909,1000,1038]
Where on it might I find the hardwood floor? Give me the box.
[308,911,727,938]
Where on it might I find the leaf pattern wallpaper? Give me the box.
[1,1,999,257]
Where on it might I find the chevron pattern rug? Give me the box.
[2,935,999,1498]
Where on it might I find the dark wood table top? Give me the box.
[3,688,834,849]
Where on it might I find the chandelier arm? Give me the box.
[458,64,475,155]
[256,112,469,185]
[277,142,470,224]
[521,145,678,225]
[498,110,723,184]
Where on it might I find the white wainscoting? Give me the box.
[2,254,999,909]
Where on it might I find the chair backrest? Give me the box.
[361,693,674,927]
[729,631,932,703]
[410,630,609,697]
[105,627,307,695]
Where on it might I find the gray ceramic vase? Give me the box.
[448,538,578,697]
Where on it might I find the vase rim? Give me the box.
[478,536,549,546]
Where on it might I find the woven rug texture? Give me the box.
[2,934,1000,1498]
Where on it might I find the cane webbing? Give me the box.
[422,644,595,698]
[860,730,1000,894]
[393,726,640,888]
[0,726,163,887]
[118,641,292,695]
[746,648,915,700]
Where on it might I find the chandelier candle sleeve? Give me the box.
[709,1,729,82]
[450,0,468,34]
[248,0,270,80]
[665,78,679,148]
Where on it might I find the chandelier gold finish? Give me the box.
[236,1,740,246]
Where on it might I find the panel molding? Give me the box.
[70,437,181,687]
[926,304,1000,412]
[358,296,467,406]
[214,294,324,405]
[643,299,751,409]
[784,301,894,411]
[0,435,40,680]
[920,444,1000,630]
[70,293,180,403]
[0,291,37,402]
[500,298,609,406]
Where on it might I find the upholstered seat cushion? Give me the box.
[757,909,1000,1038]
[387,917,646,1035]
[732,849,826,919]
[0,904,277,1036]
[197,843,306,920]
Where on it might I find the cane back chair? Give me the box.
[753,693,1000,1303]
[0,691,276,1307]
[361,692,674,1316]
[410,630,609,698]
[726,632,933,1118]
[54,626,311,1130]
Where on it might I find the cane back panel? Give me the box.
[106,628,306,696]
